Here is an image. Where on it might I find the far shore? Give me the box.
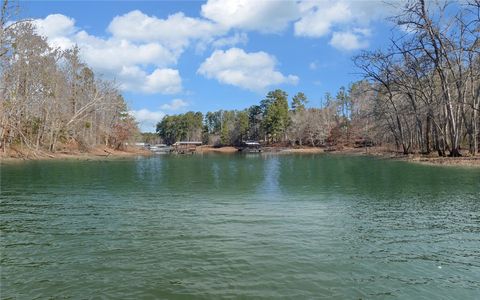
[198,145,480,167]
[1,145,479,168]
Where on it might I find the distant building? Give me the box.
[238,141,262,153]
[150,144,171,153]
[173,141,202,154]
[133,142,150,148]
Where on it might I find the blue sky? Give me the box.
[21,0,397,132]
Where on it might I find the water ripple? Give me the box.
[1,155,479,299]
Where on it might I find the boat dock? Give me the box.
[172,141,202,154]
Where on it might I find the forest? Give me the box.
[0,1,138,156]
[157,1,479,157]
[1,0,479,157]
[156,87,367,149]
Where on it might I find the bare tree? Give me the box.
[0,19,139,155]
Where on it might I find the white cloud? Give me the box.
[347,1,398,24]
[201,0,395,36]
[198,47,299,92]
[353,27,372,37]
[129,109,165,132]
[30,13,186,95]
[107,10,226,52]
[32,14,77,49]
[201,0,394,51]
[309,61,318,70]
[33,14,76,39]
[293,0,397,50]
[144,69,182,94]
[161,99,189,111]
[128,99,189,132]
[329,31,369,51]
[28,2,395,98]
[119,67,182,94]
[212,32,248,48]
[294,1,352,37]
[76,33,177,71]
[295,0,396,38]
[201,0,299,33]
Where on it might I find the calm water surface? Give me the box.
[1,154,479,299]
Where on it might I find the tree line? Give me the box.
[156,85,372,148]
[0,1,138,155]
[156,1,479,156]
[1,0,478,157]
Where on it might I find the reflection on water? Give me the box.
[1,154,479,299]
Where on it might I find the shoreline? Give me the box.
[316,146,480,168]
[1,145,479,167]
[0,146,153,163]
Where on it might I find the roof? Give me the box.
[174,141,202,145]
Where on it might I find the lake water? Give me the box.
[1,154,479,299]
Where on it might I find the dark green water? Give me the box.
[1,154,479,299]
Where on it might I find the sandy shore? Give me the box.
[2,145,479,167]
[200,146,480,167]
[277,147,325,154]
[323,146,480,167]
[390,154,480,167]
[197,146,238,153]
[0,146,152,163]
[329,147,480,167]
[198,146,325,154]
